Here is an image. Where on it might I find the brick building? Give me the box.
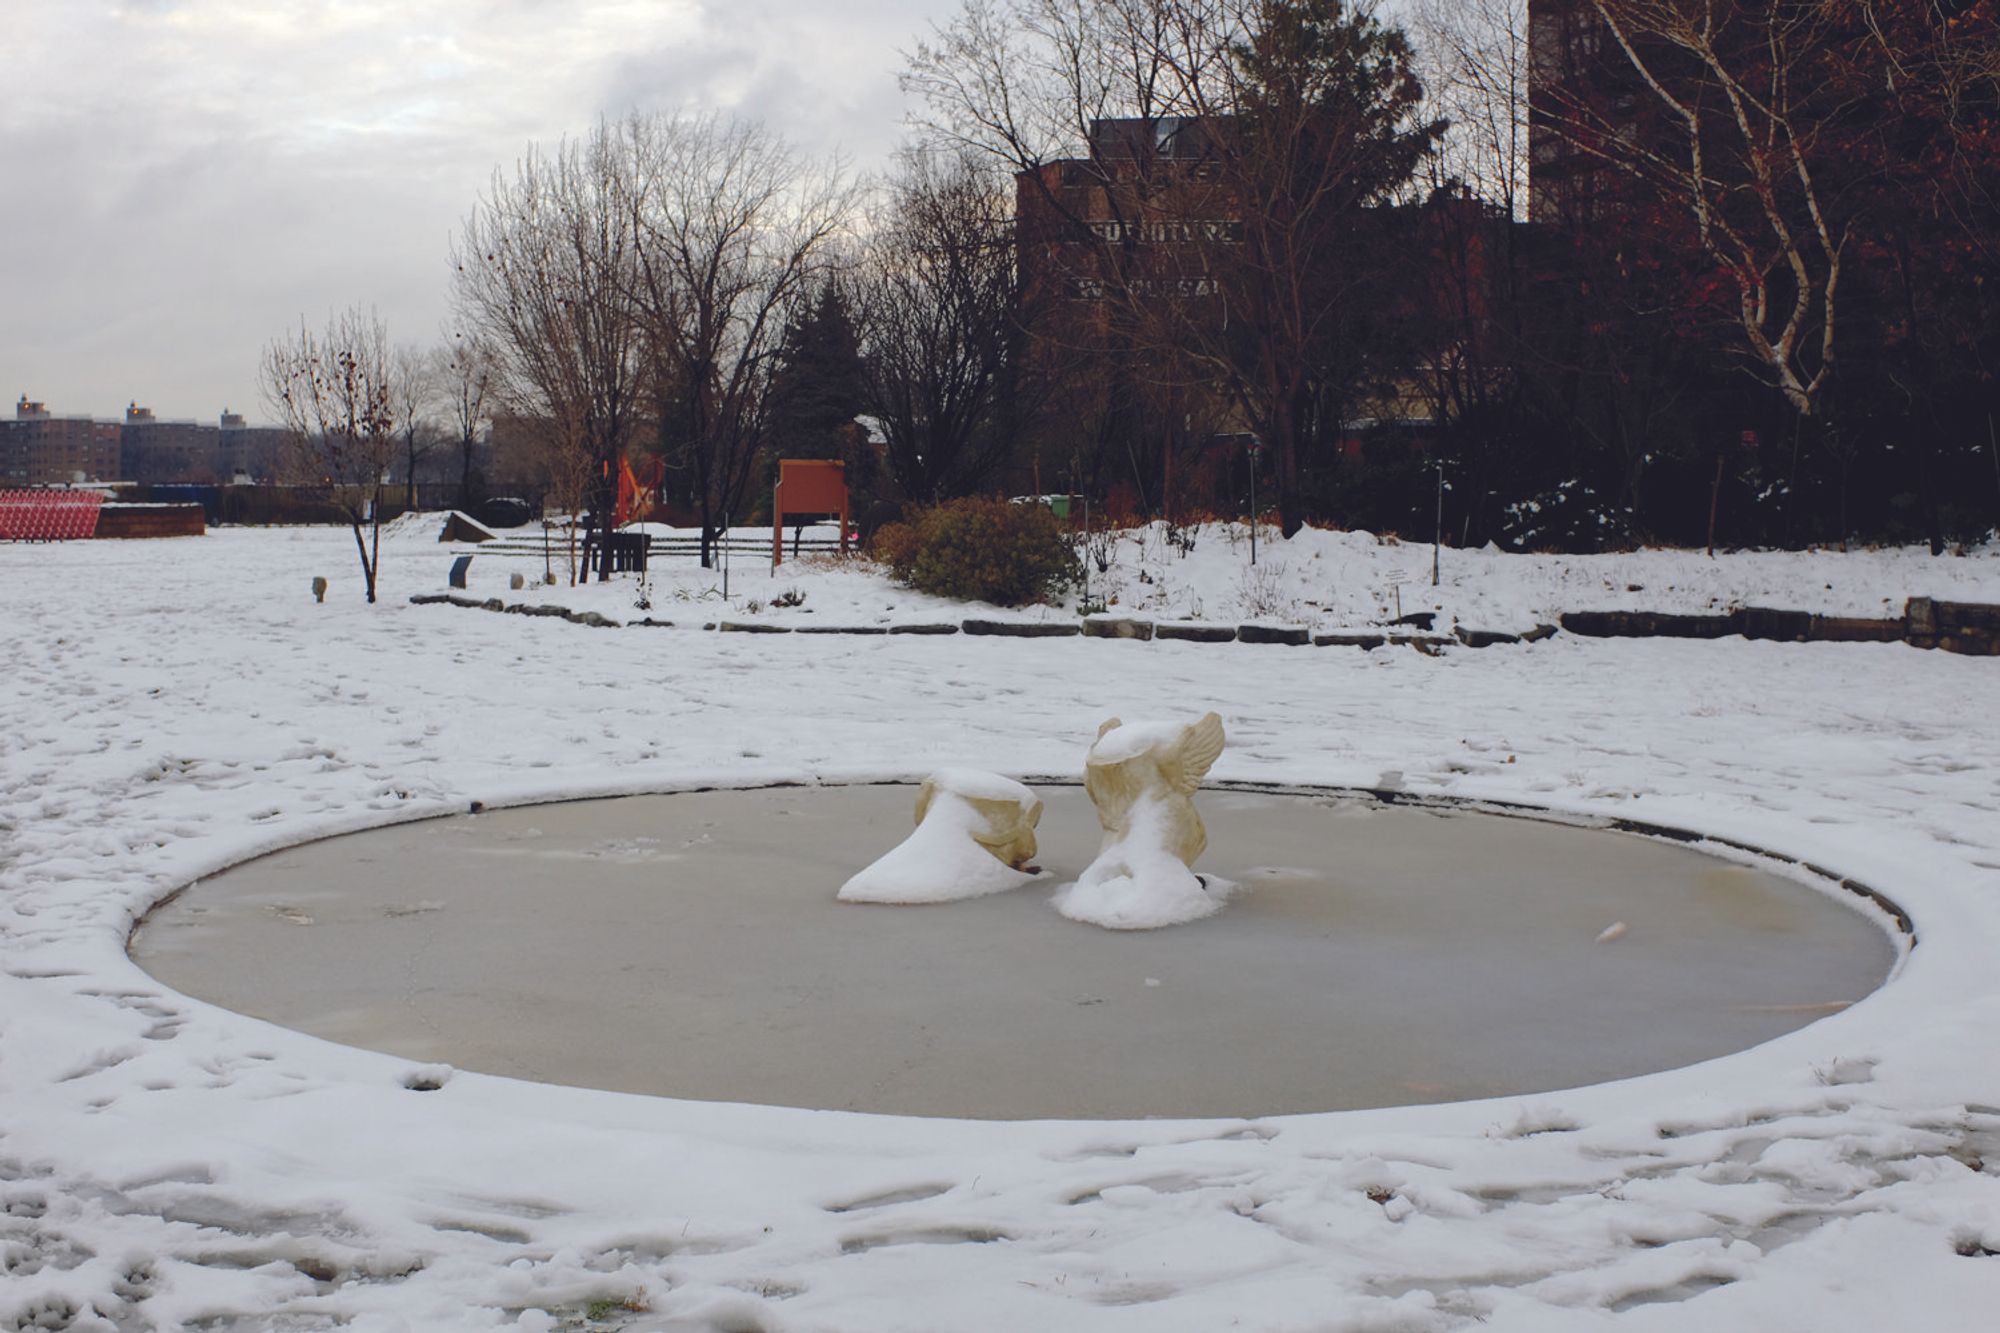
[2,396,290,487]
[118,403,219,484]
[1,396,120,485]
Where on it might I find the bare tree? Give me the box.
[1412,0,1530,218]
[1548,0,1853,420]
[454,126,644,580]
[532,407,598,584]
[622,113,858,567]
[390,344,439,509]
[438,330,497,510]
[261,307,397,603]
[907,0,1442,534]
[857,149,1028,501]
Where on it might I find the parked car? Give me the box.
[476,496,535,529]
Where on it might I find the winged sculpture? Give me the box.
[1054,712,1229,929]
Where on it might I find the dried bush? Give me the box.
[874,497,1080,607]
[869,520,920,571]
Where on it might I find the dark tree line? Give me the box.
[392,0,1997,578]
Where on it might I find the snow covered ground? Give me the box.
[3,524,1999,1331]
[403,513,2000,631]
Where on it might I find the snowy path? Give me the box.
[2,530,1998,1331]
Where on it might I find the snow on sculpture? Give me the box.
[1052,711,1230,929]
[838,768,1043,903]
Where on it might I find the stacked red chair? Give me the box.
[0,490,103,541]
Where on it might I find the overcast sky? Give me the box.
[2,0,957,425]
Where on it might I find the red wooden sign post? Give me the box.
[771,460,849,567]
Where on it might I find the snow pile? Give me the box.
[839,768,1043,903]
[1051,792,1236,929]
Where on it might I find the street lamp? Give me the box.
[1246,435,1261,567]
[1432,454,1443,588]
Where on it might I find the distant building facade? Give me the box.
[1,396,120,485]
[1,396,288,486]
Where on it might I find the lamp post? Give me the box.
[1432,454,1443,588]
[1246,435,1261,567]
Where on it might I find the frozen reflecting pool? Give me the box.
[131,785,1900,1120]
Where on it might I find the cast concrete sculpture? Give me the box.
[1052,711,1229,929]
[838,769,1043,903]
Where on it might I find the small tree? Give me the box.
[261,307,398,603]
[391,344,440,509]
[454,127,644,581]
[624,112,858,567]
[535,408,598,585]
[858,149,1028,503]
[439,330,497,510]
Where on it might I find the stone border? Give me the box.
[409,593,620,628]
[1561,598,1995,656]
[407,592,1998,657]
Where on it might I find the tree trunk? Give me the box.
[348,514,376,605]
[1274,384,1307,539]
[590,467,616,582]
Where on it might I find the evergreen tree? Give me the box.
[766,281,868,461]
[764,279,885,511]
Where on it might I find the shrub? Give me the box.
[874,497,1080,607]
[869,519,920,572]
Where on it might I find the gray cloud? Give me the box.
[2,0,957,424]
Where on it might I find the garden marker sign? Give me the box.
[771,459,849,567]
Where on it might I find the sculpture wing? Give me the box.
[1167,712,1226,794]
[913,776,938,826]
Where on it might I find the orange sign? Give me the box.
[773,459,849,565]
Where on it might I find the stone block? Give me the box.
[1739,607,1813,641]
[1155,623,1237,643]
[1807,615,1904,643]
[1935,600,2000,634]
[1081,617,1155,640]
[1313,632,1385,650]
[1236,624,1310,646]
[962,619,1081,637]
[1560,610,1738,638]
